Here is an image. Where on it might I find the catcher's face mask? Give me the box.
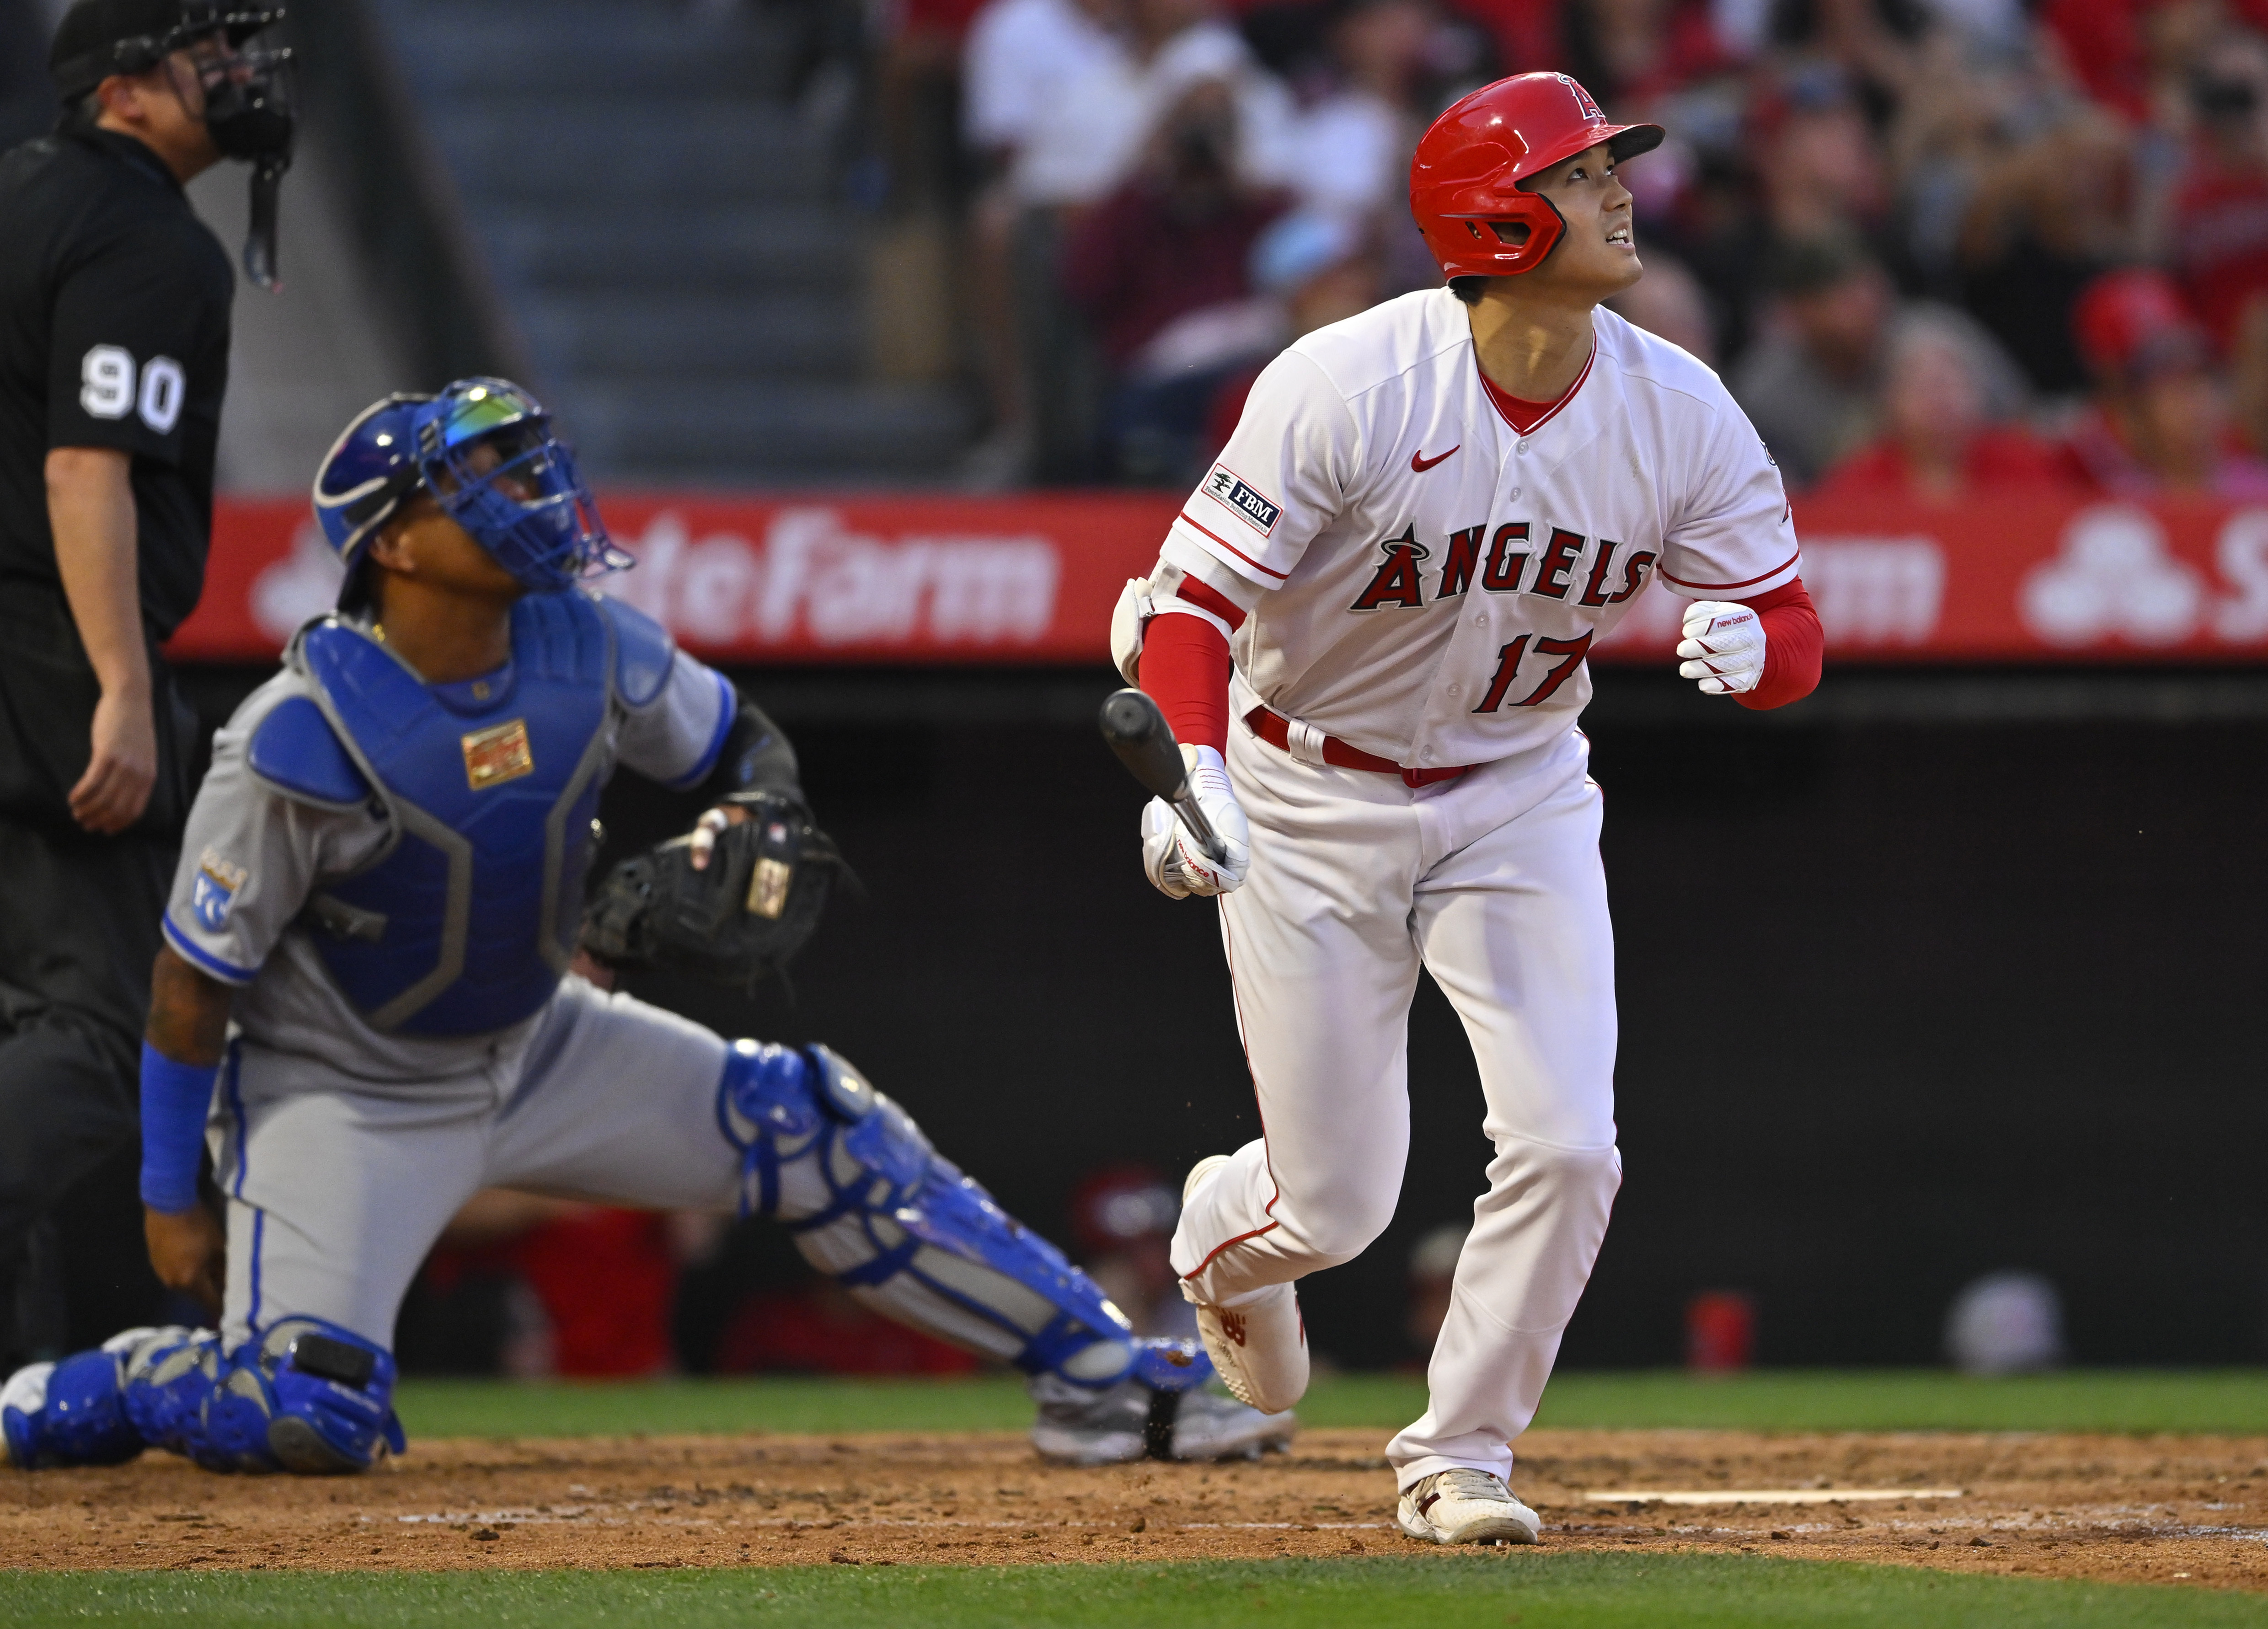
[411,380,629,595]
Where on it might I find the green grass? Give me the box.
[390,1368,2268,1442]
[1531,1369,2268,1434]
[4,1556,2262,1629]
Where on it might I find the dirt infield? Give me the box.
[4,1427,2266,1590]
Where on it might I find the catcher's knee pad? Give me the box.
[0,1326,187,1468]
[720,1041,1137,1387]
[122,1319,407,1475]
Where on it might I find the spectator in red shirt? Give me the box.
[2037,0,2225,126]
[1062,80,1290,479]
[1814,306,2064,501]
[2170,34,2268,351]
[2056,265,2268,496]
[1558,0,1728,108]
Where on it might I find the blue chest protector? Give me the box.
[272,592,670,1036]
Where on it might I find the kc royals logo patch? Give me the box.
[191,848,246,932]
[1201,464,1281,537]
[461,718,535,791]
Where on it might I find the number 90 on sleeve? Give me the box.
[80,344,185,434]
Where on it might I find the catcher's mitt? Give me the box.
[581,792,846,989]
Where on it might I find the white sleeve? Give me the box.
[1657,397,1802,600]
[1165,348,1362,591]
[616,653,737,790]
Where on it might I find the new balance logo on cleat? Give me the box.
[1220,1309,1248,1346]
[1397,1469,1542,1546]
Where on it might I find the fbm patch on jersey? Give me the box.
[192,848,246,932]
[1202,465,1282,537]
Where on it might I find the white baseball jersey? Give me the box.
[1161,288,1799,769]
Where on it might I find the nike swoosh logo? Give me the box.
[1410,445,1459,472]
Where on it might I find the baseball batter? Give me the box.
[2,378,1290,1476]
[1112,74,1824,1543]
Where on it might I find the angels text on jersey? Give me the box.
[1343,518,1656,712]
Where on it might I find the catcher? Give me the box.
[1,378,1292,1475]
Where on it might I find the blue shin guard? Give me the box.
[721,1041,1138,1387]
[119,1318,406,1474]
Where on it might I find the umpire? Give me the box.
[0,0,292,1366]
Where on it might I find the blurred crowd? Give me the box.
[861,0,2268,499]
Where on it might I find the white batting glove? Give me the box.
[1139,745,1250,898]
[1677,600,1766,695]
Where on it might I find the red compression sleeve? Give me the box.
[1137,578,1244,754]
[1731,577,1823,710]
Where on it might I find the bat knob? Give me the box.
[1098,688,1160,749]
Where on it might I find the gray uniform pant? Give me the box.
[210,976,734,1351]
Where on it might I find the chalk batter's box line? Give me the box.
[379,1506,2255,1544]
[1583,1488,1967,1505]
[387,1510,1395,1531]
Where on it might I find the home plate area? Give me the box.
[3,1428,2265,1589]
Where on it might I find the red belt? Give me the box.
[1244,707,1474,788]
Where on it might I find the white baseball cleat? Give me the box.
[1396,1468,1543,1545]
[1181,1156,1310,1414]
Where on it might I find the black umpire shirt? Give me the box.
[0,125,232,832]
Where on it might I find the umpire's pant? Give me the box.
[0,815,176,1363]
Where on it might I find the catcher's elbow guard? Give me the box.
[719,1041,1138,1388]
[705,696,801,804]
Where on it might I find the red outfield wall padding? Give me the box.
[168,490,2268,665]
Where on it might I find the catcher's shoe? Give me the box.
[1029,1375,1296,1464]
[1181,1156,1309,1415]
[1029,1338,1296,1465]
[1396,1468,1542,1545]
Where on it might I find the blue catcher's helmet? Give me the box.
[311,378,626,600]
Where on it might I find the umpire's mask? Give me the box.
[49,0,296,290]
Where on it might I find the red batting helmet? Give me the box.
[1410,73,1664,279]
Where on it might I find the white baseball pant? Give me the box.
[1170,718,1622,1490]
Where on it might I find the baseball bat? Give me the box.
[1098,688,1228,864]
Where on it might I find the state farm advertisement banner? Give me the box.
[170,490,2268,665]
[170,494,1178,666]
